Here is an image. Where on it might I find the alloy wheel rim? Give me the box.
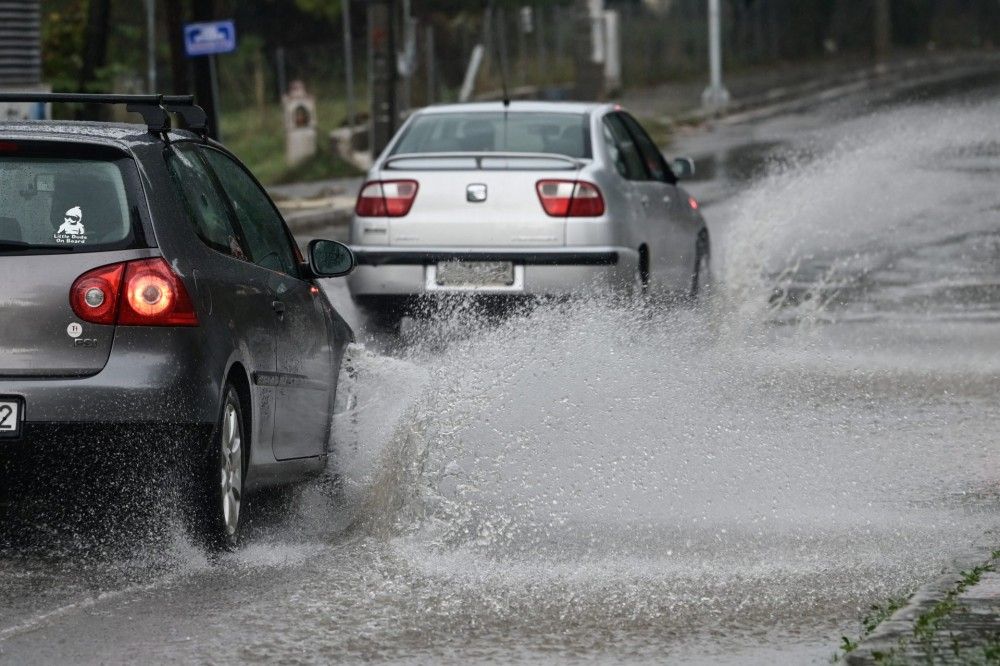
[220,402,242,536]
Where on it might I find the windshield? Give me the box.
[390,111,591,158]
[0,156,134,254]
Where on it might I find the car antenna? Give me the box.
[487,0,511,109]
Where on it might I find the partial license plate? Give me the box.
[436,261,515,287]
[0,397,23,438]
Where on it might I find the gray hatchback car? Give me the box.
[0,94,356,548]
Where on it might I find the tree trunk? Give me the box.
[191,0,220,138]
[874,0,891,67]
[77,0,111,118]
[166,0,190,94]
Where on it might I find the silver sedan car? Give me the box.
[348,101,710,328]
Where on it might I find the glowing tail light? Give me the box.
[355,180,419,217]
[70,258,198,327]
[535,180,606,217]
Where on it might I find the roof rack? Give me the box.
[0,93,209,138]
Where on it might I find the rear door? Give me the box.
[619,112,700,289]
[0,143,149,377]
[201,147,333,461]
[600,113,648,249]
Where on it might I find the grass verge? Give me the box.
[219,99,363,186]
[835,550,1000,664]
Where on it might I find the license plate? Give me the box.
[436,261,515,287]
[0,397,23,438]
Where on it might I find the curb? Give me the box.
[282,206,352,235]
[665,51,1000,128]
[845,544,1000,664]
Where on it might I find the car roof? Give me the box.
[0,120,198,149]
[414,101,614,117]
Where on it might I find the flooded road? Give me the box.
[3,72,1000,664]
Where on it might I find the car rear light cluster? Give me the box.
[355,180,419,217]
[70,258,198,327]
[535,180,606,217]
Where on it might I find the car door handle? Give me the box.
[271,300,286,318]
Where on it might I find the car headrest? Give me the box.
[0,216,22,242]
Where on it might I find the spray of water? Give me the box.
[321,100,1000,660]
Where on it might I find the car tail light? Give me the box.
[536,180,606,217]
[70,263,125,324]
[689,196,700,211]
[355,180,419,217]
[70,258,198,327]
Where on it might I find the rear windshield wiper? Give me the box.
[0,241,76,252]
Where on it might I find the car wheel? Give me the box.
[194,384,246,550]
[690,230,711,300]
[630,245,650,302]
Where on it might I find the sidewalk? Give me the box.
[844,547,1000,664]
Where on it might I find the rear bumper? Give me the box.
[347,245,639,297]
[0,327,219,426]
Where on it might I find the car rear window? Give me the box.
[391,112,591,158]
[0,152,137,255]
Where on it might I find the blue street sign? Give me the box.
[183,20,237,57]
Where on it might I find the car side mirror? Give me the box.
[308,239,355,277]
[672,157,696,180]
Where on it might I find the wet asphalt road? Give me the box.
[3,67,1000,664]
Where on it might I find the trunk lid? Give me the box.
[380,154,582,247]
[0,143,149,377]
[0,251,152,377]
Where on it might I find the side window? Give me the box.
[619,113,676,184]
[167,143,247,260]
[602,115,647,181]
[602,122,626,178]
[201,149,299,277]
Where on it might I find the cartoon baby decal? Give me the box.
[57,206,85,235]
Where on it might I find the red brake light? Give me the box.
[119,258,198,326]
[536,180,605,217]
[355,180,419,217]
[689,197,699,210]
[70,258,198,327]
[70,263,125,324]
[0,141,19,153]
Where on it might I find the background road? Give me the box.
[2,68,1000,664]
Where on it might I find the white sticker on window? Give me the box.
[54,206,88,245]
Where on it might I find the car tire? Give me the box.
[690,230,711,300]
[629,245,651,303]
[193,384,247,551]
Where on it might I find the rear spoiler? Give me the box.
[382,152,584,171]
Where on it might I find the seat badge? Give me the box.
[466,183,487,203]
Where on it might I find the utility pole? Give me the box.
[874,0,891,71]
[369,0,397,156]
[701,0,730,112]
